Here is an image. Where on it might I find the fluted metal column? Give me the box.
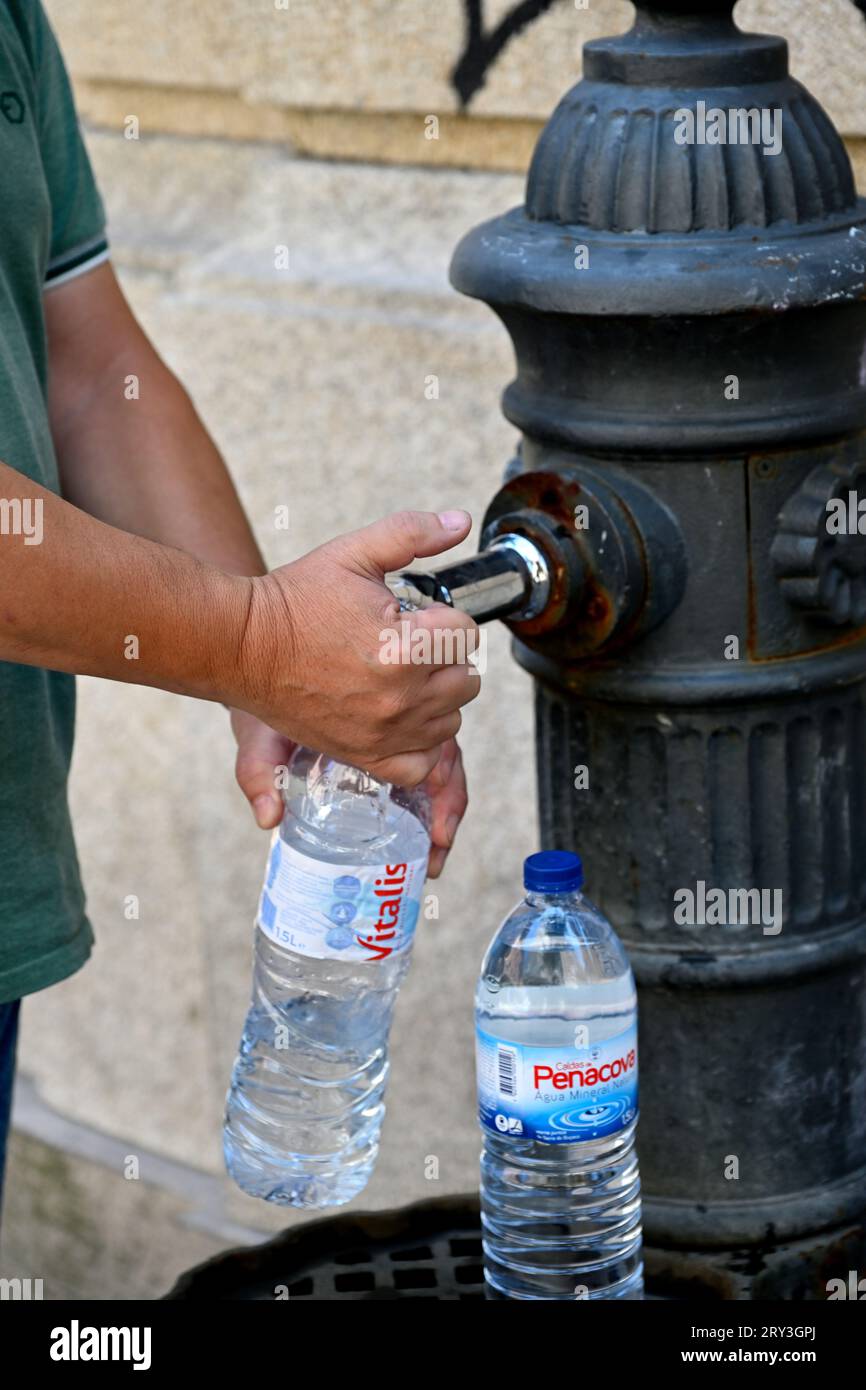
[449,0,866,1298]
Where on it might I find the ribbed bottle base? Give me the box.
[223,1131,375,1209]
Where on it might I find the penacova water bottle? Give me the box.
[223,746,430,1208]
[475,850,643,1300]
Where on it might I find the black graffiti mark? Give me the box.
[451,0,560,108]
[452,1,866,109]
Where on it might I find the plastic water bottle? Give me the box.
[475,850,643,1300]
[223,746,430,1208]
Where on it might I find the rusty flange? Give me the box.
[481,465,686,658]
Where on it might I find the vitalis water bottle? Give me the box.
[223,746,430,1208]
[475,850,643,1300]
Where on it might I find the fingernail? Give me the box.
[445,814,459,845]
[253,794,278,826]
[438,510,469,531]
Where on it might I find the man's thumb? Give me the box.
[341,508,471,578]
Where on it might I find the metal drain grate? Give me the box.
[166,1195,487,1301]
[281,1232,485,1300]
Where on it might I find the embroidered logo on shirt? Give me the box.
[0,91,24,123]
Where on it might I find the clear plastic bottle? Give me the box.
[475,849,643,1300]
[223,746,430,1208]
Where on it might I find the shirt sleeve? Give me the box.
[22,0,109,288]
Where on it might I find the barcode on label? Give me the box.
[497,1045,517,1097]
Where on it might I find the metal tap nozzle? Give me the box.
[387,532,551,624]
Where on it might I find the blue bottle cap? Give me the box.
[523,850,584,893]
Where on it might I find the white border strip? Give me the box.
[43,246,111,292]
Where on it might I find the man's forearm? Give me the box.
[45,264,267,580]
[0,458,252,704]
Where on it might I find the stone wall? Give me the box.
[42,1,866,179]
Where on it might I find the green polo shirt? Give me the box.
[0,0,108,1002]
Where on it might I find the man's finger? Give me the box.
[419,662,482,714]
[230,710,293,829]
[369,745,443,789]
[425,743,467,879]
[400,604,481,669]
[426,736,457,790]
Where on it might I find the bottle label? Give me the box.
[476,1021,638,1143]
[257,834,428,962]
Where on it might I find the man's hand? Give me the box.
[231,712,468,880]
[235,509,481,789]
